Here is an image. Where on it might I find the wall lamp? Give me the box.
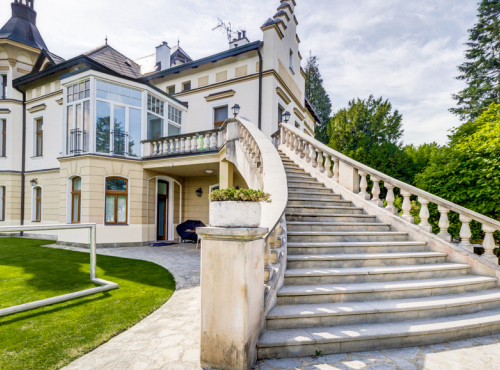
[30,179,38,187]
[196,188,203,197]
[232,104,241,118]
[283,111,291,123]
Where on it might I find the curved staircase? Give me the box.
[257,151,500,359]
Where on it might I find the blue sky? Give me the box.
[1,0,479,145]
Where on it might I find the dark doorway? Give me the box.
[157,180,169,241]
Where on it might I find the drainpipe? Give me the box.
[257,46,263,130]
[20,90,26,232]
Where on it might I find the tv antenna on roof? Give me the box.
[213,18,239,43]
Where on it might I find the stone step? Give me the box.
[286,252,447,269]
[287,179,321,187]
[288,191,341,200]
[286,173,313,180]
[287,182,326,190]
[287,222,391,232]
[288,186,332,194]
[285,169,307,175]
[257,308,500,359]
[277,275,498,305]
[267,289,500,330]
[284,263,470,285]
[286,206,364,216]
[287,231,408,243]
[286,213,377,223]
[287,241,429,255]
[287,199,352,207]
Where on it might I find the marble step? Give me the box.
[284,263,470,285]
[258,308,500,359]
[287,182,326,190]
[287,179,322,187]
[285,169,307,175]
[287,241,428,255]
[286,206,364,216]
[277,275,498,305]
[287,231,408,243]
[267,289,500,330]
[287,199,352,207]
[286,251,447,269]
[286,173,314,180]
[287,191,341,200]
[287,222,390,232]
[287,213,377,223]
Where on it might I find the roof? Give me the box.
[0,2,47,50]
[305,97,321,123]
[278,2,292,11]
[46,51,65,65]
[84,44,142,79]
[170,45,193,65]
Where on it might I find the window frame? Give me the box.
[104,177,128,225]
[0,119,6,157]
[182,81,191,92]
[167,105,182,136]
[71,177,81,224]
[34,186,42,222]
[167,85,176,95]
[213,105,229,129]
[1,75,6,100]
[35,118,43,157]
[66,79,91,156]
[0,186,5,221]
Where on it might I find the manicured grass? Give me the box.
[0,238,176,370]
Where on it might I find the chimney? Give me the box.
[156,41,171,71]
[242,30,246,39]
[237,31,242,39]
[229,30,250,49]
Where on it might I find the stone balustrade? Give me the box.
[142,128,227,158]
[277,123,500,264]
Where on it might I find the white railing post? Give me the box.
[437,206,451,242]
[311,145,318,168]
[305,141,311,163]
[401,190,414,223]
[418,197,432,232]
[459,215,473,251]
[317,150,325,172]
[385,184,398,215]
[325,155,333,178]
[482,225,498,263]
[371,177,383,207]
[333,157,340,183]
[358,171,370,200]
[186,136,192,152]
[175,138,180,154]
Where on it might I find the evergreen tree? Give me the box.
[451,0,500,122]
[304,54,332,143]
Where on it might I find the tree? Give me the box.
[304,54,332,143]
[451,0,500,122]
[404,142,442,178]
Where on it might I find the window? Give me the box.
[105,178,128,225]
[0,119,6,157]
[295,121,300,129]
[167,85,175,95]
[67,81,90,103]
[35,118,43,157]
[278,106,284,123]
[97,80,141,107]
[34,187,42,222]
[66,80,91,155]
[1,75,6,99]
[71,177,81,223]
[214,106,228,129]
[182,81,191,92]
[129,108,141,157]
[0,186,5,221]
[147,94,164,140]
[167,105,182,136]
[289,50,294,71]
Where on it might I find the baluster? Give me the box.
[385,184,398,214]
[292,135,298,153]
[459,215,473,251]
[211,133,217,149]
[204,134,210,150]
[192,136,198,151]
[151,142,157,155]
[358,171,370,200]
[418,197,432,232]
[437,206,451,241]
[169,139,175,154]
[250,141,257,159]
[311,145,318,168]
[286,130,292,147]
[305,142,311,163]
[482,225,498,263]
[174,138,180,154]
[325,155,333,178]
[161,139,167,154]
[281,126,286,145]
[179,138,185,153]
[333,158,340,183]
[317,150,325,172]
[254,147,260,164]
[295,138,302,155]
[371,177,383,207]
[298,139,305,158]
[401,190,414,223]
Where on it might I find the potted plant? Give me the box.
[209,188,272,228]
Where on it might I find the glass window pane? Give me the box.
[158,182,167,195]
[83,101,90,153]
[214,106,228,122]
[129,108,141,157]
[73,93,78,101]
[79,91,84,100]
[117,196,126,223]
[72,195,79,222]
[97,80,108,91]
[113,106,126,155]
[85,90,90,99]
[105,195,115,223]
[109,92,120,103]
[36,199,41,220]
[168,124,180,136]
[37,134,42,156]
[68,85,73,94]
[120,86,131,97]
[147,113,163,140]
[85,81,90,90]
[73,177,82,190]
[74,84,80,93]
[131,98,142,107]
[109,83,120,94]
[106,178,127,191]
[96,90,108,100]
[96,101,111,154]
[120,95,131,105]
[75,104,82,130]
[131,89,142,99]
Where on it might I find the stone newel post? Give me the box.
[197,227,268,370]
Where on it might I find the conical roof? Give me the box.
[0,2,47,50]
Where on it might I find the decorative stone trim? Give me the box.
[204,90,236,101]
[27,89,63,104]
[300,67,307,79]
[17,67,31,75]
[56,98,63,105]
[27,104,46,113]
[0,109,11,114]
[294,107,305,121]
[197,226,268,241]
[274,11,290,22]
[296,34,301,44]
[276,87,291,104]
[261,24,284,40]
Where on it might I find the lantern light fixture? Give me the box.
[196,188,203,197]
[231,104,241,118]
[30,179,38,187]
[283,111,291,123]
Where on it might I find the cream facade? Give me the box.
[0,0,319,247]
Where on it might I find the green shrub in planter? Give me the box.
[209,188,272,203]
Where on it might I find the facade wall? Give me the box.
[0,172,21,225]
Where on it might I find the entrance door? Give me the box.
[157,180,169,241]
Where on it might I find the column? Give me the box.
[220,160,234,189]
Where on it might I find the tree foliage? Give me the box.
[304,54,332,143]
[451,0,500,122]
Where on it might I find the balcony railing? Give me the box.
[69,129,83,154]
[142,128,227,158]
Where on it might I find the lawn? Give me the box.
[0,238,176,370]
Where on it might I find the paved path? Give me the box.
[51,244,500,370]
[56,244,203,370]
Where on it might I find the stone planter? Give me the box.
[210,201,262,228]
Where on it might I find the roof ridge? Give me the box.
[84,44,140,68]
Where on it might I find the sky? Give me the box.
[1,0,479,145]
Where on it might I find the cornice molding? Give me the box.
[27,104,46,113]
[205,90,236,102]
[276,87,291,104]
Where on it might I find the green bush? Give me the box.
[209,188,272,202]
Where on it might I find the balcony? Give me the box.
[142,128,226,158]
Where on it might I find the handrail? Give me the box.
[278,123,500,263]
[141,128,221,144]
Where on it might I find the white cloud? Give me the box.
[0,0,479,145]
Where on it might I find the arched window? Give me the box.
[34,187,42,222]
[105,177,128,225]
[0,186,5,221]
[71,177,81,223]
